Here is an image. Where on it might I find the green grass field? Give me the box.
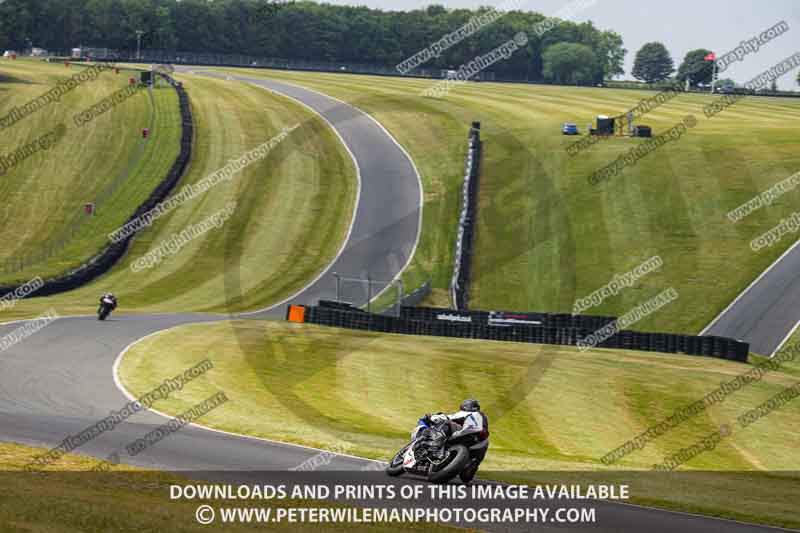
[0,442,454,533]
[0,68,356,319]
[214,68,800,335]
[0,59,181,285]
[118,320,800,527]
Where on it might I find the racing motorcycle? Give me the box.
[97,295,116,321]
[386,415,485,483]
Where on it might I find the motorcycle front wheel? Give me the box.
[385,446,408,477]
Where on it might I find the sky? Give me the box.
[322,0,800,89]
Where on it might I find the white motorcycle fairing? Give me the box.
[402,446,416,468]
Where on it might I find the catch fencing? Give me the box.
[0,74,194,298]
[289,301,750,362]
[380,281,432,317]
[451,122,482,310]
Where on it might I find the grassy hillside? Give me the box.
[0,59,181,284]
[119,320,800,527]
[213,69,800,335]
[0,70,356,319]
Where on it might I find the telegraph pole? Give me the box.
[704,51,717,94]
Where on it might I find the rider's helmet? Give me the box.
[460,399,480,412]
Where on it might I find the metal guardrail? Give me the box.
[451,122,481,310]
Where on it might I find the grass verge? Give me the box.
[0,442,453,532]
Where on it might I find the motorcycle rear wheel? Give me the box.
[427,444,470,484]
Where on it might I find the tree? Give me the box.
[595,30,626,79]
[677,48,714,87]
[632,42,674,83]
[0,0,628,83]
[542,42,598,84]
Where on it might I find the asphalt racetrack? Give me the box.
[702,240,800,356]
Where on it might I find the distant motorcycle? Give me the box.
[386,416,483,483]
[97,295,117,321]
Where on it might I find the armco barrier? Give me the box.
[288,302,750,363]
[451,122,482,310]
[0,74,193,298]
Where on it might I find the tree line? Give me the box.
[0,0,626,83]
[631,41,800,90]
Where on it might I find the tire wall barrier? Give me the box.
[0,74,193,298]
[451,122,482,310]
[289,302,750,363]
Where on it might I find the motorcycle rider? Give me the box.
[99,292,118,312]
[421,399,489,483]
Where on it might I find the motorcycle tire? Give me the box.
[386,447,408,477]
[427,444,470,484]
[459,460,479,484]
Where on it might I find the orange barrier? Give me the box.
[286,305,306,323]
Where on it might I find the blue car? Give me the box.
[562,123,579,135]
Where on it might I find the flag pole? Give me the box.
[711,56,717,94]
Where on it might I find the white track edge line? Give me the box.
[700,236,800,346]
[0,313,87,327]
[770,317,800,357]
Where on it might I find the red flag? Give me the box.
[704,52,716,61]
